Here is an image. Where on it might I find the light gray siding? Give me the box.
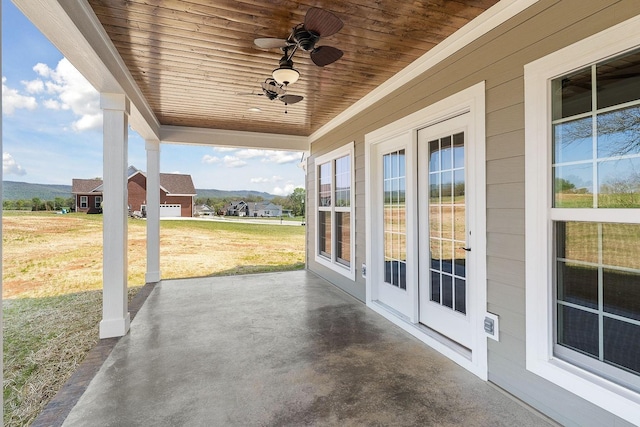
[307,1,639,425]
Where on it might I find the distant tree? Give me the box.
[31,197,42,211]
[286,187,306,217]
[270,196,288,207]
[54,197,66,210]
[555,177,576,193]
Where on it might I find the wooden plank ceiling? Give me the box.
[87,0,499,137]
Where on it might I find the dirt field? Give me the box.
[2,211,306,426]
[2,212,306,299]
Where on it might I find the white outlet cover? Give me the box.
[485,312,500,341]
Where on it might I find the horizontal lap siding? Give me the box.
[309,1,639,425]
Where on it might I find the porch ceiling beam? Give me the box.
[159,125,309,152]
[11,0,160,141]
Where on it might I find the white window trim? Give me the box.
[314,142,356,280]
[80,195,88,208]
[364,82,487,379]
[95,196,102,208]
[524,15,640,426]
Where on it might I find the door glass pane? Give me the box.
[455,278,466,313]
[442,274,453,309]
[429,140,440,171]
[431,271,440,303]
[453,133,464,169]
[428,133,466,313]
[383,150,407,290]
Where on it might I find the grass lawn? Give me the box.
[2,211,305,426]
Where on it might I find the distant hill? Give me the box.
[3,181,72,201]
[2,181,275,201]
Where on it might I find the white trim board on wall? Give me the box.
[364,82,487,379]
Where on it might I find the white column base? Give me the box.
[99,313,131,339]
[145,271,161,283]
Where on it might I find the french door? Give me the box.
[417,114,472,348]
[373,133,417,320]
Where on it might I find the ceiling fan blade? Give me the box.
[304,7,343,37]
[254,38,289,49]
[310,46,343,67]
[280,94,304,105]
[236,92,264,97]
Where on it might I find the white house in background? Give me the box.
[248,202,282,217]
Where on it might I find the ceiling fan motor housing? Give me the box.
[292,27,320,51]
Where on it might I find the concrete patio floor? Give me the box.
[59,271,555,426]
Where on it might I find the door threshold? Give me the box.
[369,299,482,377]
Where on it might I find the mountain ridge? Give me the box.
[2,181,276,201]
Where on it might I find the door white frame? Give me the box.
[365,82,488,379]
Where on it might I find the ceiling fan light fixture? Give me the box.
[272,65,299,86]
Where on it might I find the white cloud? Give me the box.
[33,63,52,78]
[272,183,303,196]
[262,151,301,164]
[203,153,246,168]
[213,147,237,153]
[42,99,66,110]
[234,149,302,164]
[202,155,221,164]
[251,175,284,184]
[2,77,38,114]
[34,59,102,132]
[22,79,45,94]
[3,152,27,176]
[223,155,247,168]
[73,113,102,132]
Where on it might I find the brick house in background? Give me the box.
[71,178,104,214]
[72,166,196,217]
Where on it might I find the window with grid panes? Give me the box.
[315,143,354,278]
[551,48,640,391]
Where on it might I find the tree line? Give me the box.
[197,187,306,217]
[3,197,76,211]
[3,188,307,216]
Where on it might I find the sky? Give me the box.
[1,0,305,195]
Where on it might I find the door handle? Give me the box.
[460,247,471,252]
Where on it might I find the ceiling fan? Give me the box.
[255,7,344,69]
[240,78,304,113]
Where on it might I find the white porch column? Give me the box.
[145,139,161,283]
[100,93,131,339]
